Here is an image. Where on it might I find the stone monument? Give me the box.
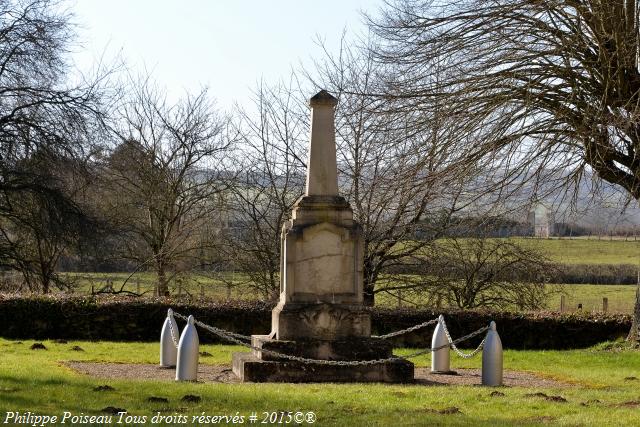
[232,90,414,382]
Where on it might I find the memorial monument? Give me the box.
[232,90,414,382]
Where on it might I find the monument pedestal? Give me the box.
[232,333,414,383]
[232,91,414,383]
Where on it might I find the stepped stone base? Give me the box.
[232,335,414,383]
[232,352,414,383]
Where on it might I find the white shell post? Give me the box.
[176,315,200,381]
[481,321,503,386]
[160,309,179,368]
[431,315,450,373]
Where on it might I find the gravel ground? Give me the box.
[415,369,571,388]
[65,362,240,383]
[64,362,571,388]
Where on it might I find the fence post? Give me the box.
[226,284,231,301]
[602,297,608,313]
[397,289,403,308]
[136,280,141,295]
[482,321,503,386]
[200,284,205,299]
[160,309,179,368]
[560,295,566,313]
[176,315,199,381]
[431,315,450,373]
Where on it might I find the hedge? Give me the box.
[556,263,638,285]
[0,294,631,350]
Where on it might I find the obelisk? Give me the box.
[232,90,414,383]
[306,90,339,196]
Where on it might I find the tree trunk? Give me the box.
[363,261,377,307]
[156,260,170,297]
[41,276,50,294]
[363,285,375,307]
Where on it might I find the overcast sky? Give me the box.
[71,0,380,110]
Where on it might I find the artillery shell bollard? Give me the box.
[160,309,179,368]
[481,321,503,386]
[176,315,199,381]
[431,315,451,373]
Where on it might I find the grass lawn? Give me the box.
[1,338,640,426]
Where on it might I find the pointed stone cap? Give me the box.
[310,89,338,107]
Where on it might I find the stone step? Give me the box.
[232,352,414,383]
[251,335,393,362]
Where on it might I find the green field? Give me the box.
[60,272,256,300]
[549,284,637,313]
[1,338,639,426]
[375,282,638,313]
[420,237,639,265]
[509,237,639,265]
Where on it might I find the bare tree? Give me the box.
[221,81,307,300]
[368,0,640,338]
[417,237,557,310]
[0,155,94,293]
[224,41,485,305]
[310,41,475,305]
[225,48,496,306]
[106,78,231,296]
[0,0,110,292]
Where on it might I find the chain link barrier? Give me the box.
[441,317,486,359]
[173,312,252,342]
[372,318,439,339]
[172,310,488,366]
[167,316,180,348]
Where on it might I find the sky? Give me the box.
[70,0,381,110]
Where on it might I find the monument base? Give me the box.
[231,335,414,383]
[272,301,372,340]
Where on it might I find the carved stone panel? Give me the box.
[295,222,355,296]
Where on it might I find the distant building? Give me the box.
[527,203,553,238]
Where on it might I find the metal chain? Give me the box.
[398,325,489,360]
[173,310,489,366]
[173,312,251,341]
[174,311,438,342]
[372,318,439,339]
[441,317,486,359]
[167,315,179,348]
